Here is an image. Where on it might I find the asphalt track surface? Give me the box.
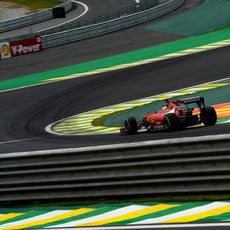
[0,0,229,155]
[0,45,229,153]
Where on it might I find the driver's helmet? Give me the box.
[162,99,170,111]
[165,99,170,108]
[165,99,177,111]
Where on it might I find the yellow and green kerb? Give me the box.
[1,201,230,229]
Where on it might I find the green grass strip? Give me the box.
[0,0,59,10]
[146,0,230,35]
[0,28,229,92]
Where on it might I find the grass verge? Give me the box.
[0,0,59,10]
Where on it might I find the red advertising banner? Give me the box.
[0,37,43,60]
[10,36,43,57]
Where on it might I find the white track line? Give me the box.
[0,138,40,145]
[1,134,230,157]
[38,0,89,33]
[55,222,230,229]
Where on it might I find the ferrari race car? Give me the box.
[120,96,217,135]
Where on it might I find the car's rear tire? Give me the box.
[164,113,181,131]
[125,117,137,135]
[201,106,217,126]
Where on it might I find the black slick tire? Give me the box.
[201,106,217,126]
[163,113,181,131]
[125,117,137,135]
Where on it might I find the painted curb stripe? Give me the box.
[132,202,230,224]
[162,205,230,223]
[112,203,206,225]
[34,207,117,229]
[1,202,230,228]
[49,205,148,228]
[0,210,77,229]
[0,211,47,226]
[0,208,95,230]
[0,213,24,222]
[79,204,179,227]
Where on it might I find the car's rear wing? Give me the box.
[182,96,204,104]
[180,96,206,110]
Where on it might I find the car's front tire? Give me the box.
[164,113,181,131]
[125,117,137,135]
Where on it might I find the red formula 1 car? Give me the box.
[120,96,217,135]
